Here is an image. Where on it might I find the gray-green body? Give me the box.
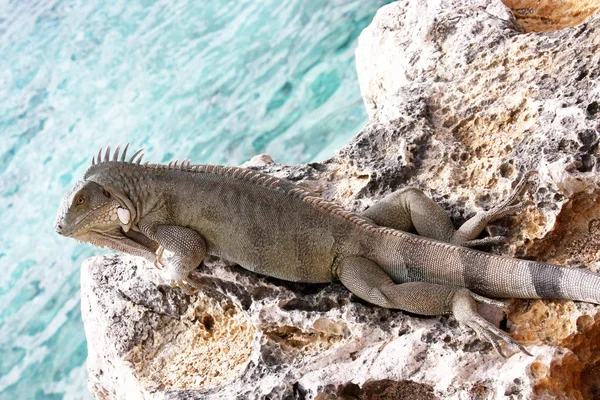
[160,168,341,283]
[55,147,600,356]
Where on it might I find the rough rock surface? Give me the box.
[82,0,600,399]
[502,0,600,33]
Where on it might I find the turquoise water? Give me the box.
[0,0,391,398]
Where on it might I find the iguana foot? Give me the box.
[471,200,534,235]
[138,223,207,294]
[453,171,537,247]
[477,172,537,225]
[462,202,532,248]
[153,247,203,295]
[452,289,532,358]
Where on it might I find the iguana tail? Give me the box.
[464,255,600,303]
[374,232,600,303]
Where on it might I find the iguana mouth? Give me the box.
[99,227,160,253]
[72,226,159,255]
[72,204,104,229]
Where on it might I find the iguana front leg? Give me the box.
[337,256,531,357]
[138,218,207,295]
[362,172,535,246]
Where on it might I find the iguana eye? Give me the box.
[76,196,85,205]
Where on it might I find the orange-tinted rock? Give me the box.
[534,316,600,399]
[503,0,600,32]
[509,300,576,345]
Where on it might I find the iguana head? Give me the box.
[55,144,163,262]
[54,179,130,243]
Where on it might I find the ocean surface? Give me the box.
[0,0,391,398]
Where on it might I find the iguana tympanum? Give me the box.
[55,145,600,356]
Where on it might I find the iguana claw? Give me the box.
[154,246,165,269]
[452,289,532,357]
[466,311,533,358]
[153,245,203,295]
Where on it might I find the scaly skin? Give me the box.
[55,146,600,357]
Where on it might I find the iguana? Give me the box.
[55,145,600,357]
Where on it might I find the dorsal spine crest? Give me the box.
[86,145,295,192]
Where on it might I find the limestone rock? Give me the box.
[82,0,600,399]
[502,0,600,33]
[81,256,256,399]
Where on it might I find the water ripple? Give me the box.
[0,0,392,398]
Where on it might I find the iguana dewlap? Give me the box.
[55,145,600,357]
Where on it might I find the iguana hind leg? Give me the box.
[139,219,207,295]
[362,187,457,242]
[337,256,531,357]
[362,172,535,246]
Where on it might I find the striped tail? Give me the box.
[471,257,600,304]
[375,232,600,304]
